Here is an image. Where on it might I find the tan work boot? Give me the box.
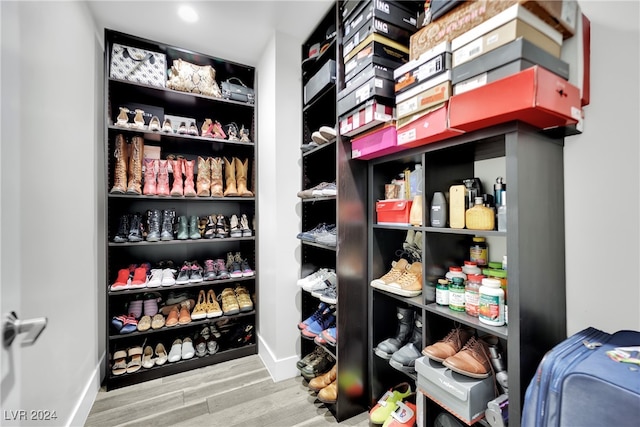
[223,157,239,197]
[235,157,254,197]
[126,136,144,195]
[209,157,223,197]
[196,156,211,197]
[110,134,128,193]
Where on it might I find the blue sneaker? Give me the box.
[297,223,328,242]
[321,327,337,346]
[301,309,336,339]
[298,302,329,330]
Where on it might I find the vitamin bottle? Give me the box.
[436,279,449,306]
[465,274,483,317]
[445,266,467,282]
[470,237,488,266]
[479,278,505,326]
[448,277,466,312]
[462,260,481,276]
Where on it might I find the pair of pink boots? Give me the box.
[143,157,196,197]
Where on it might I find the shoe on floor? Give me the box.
[317,381,337,404]
[382,393,417,427]
[308,365,337,392]
[369,382,412,425]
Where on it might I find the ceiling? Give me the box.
[87,0,335,66]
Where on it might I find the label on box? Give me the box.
[398,128,417,144]
[397,82,450,119]
[454,38,483,66]
[454,73,488,95]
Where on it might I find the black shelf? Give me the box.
[425,303,508,340]
[108,236,255,247]
[372,288,425,310]
[303,82,337,113]
[107,124,255,146]
[108,193,255,202]
[302,139,336,157]
[108,275,256,296]
[300,240,337,251]
[301,196,337,203]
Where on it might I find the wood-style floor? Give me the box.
[85,355,370,427]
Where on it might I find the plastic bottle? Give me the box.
[430,192,447,228]
[479,278,505,326]
[448,277,466,312]
[497,192,507,232]
[445,266,467,283]
[462,260,481,276]
[465,196,495,230]
[436,279,449,306]
[410,164,423,198]
[465,274,484,317]
[483,267,508,302]
[470,237,488,266]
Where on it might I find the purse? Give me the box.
[166,59,222,98]
[110,43,167,88]
[221,78,255,104]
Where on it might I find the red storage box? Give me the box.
[376,200,413,225]
[351,124,405,160]
[449,65,581,132]
[396,102,465,149]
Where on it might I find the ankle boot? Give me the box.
[143,158,157,196]
[146,209,161,242]
[189,216,201,240]
[160,209,175,241]
[198,216,208,238]
[196,156,211,197]
[128,213,144,242]
[113,214,130,243]
[156,160,170,196]
[240,214,252,237]
[390,314,423,372]
[110,134,129,193]
[223,157,239,197]
[374,307,414,359]
[234,157,253,197]
[201,118,213,138]
[204,214,217,239]
[177,215,189,240]
[183,160,196,197]
[216,214,229,238]
[210,157,224,197]
[126,136,144,195]
[170,157,184,197]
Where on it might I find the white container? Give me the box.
[445,266,467,282]
[462,260,481,276]
[479,278,505,326]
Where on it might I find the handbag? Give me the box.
[221,78,255,104]
[166,59,222,98]
[109,43,166,88]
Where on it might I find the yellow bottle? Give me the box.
[465,197,495,230]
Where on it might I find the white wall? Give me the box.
[256,30,304,381]
[0,1,102,425]
[565,1,640,335]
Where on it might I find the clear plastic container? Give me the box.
[465,274,484,317]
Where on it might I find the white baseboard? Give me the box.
[257,334,300,382]
[67,352,105,426]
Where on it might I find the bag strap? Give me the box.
[122,47,155,65]
[226,77,247,87]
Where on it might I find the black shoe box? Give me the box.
[341,63,395,97]
[343,16,412,59]
[303,59,337,105]
[344,38,409,84]
[394,41,452,95]
[337,74,395,117]
[344,0,420,38]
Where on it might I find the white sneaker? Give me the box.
[297,268,328,287]
[302,270,337,293]
[161,268,176,286]
[319,125,336,140]
[147,269,163,288]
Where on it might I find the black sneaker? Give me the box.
[296,346,324,370]
[301,350,334,380]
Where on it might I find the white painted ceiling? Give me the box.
[87,0,335,66]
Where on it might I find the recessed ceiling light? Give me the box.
[178,5,199,23]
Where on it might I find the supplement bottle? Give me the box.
[462,260,481,276]
[465,274,483,317]
[445,266,467,282]
[436,279,449,306]
[470,237,488,266]
[448,277,466,312]
[479,278,505,326]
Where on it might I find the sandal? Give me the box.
[126,346,143,374]
[191,290,208,320]
[165,307,179,327]
[155,342,168,366]
[151,313,165,329]
[149,116,161,131]
[111,350,127,376]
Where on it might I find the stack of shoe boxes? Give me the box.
[340,0,422,158]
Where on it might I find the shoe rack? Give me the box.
[298,4,369,421]
[103,29,258,390]
[367,122,567,426]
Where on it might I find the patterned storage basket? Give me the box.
[110,43,166,88]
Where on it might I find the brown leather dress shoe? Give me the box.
[309,365,337,392]
[442,336,492,378]
[317,380,337,404]
[422,327,473,362]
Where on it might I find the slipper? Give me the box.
[111,350,127,376]
[168,339,182,363]
[165,307,179,327]
[182,337,195,360]
[178,305,192,325]
[311,131,329,145]
[119,316,138,334]
[160,298,195,316]
[137,315,151,332]
[318,126,336,140]
[155,343,168,366]
[126,346,143,374]
[142,345,155,369]
[151,313,165,329]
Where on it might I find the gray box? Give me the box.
[453,59,537,95]
[337,74,394,116]
[416,356,495,425]
[304,60,336,105]
[451,37,570,85]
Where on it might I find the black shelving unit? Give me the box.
[103,29,258,390]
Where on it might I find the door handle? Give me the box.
[3,311,47,348]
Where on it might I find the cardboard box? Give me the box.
[340,99,395,137]
[430,0,466,21]
[454,59,535,95]
[143,145,161,160]
[343,17,411,58]
[351,123,404,160]
[345,33,410,63]
[397,80,452,120]
[345,44,406,84]
[452,37,570,85]
[304,60,336,105]
[337,74,395,117]
[521,0,578,39]
[416,356,495,425]
[410,0,574,60]
[453,18,561,68]
[395,47,452,95]
[344,0,419,38]
[448,65,581,132]
[396,102,464,149]
[342,65,394,97]
[376,198,413,225]
[397,70,452,104]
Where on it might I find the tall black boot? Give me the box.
[374,307,414,359]
[390,314,423,373]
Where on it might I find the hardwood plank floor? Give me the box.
[85,355,370,427]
